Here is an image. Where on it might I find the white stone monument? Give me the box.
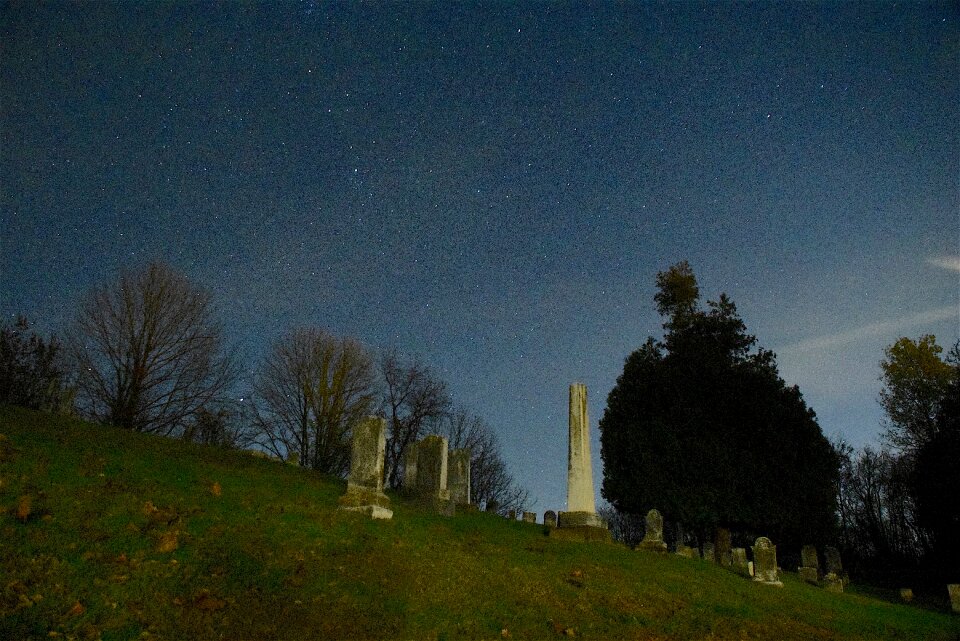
[554,383,609,539]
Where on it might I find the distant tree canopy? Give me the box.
[0,316,72,412]
[835,336,959,588]
[879,335,955,454]
[599,262,838,550]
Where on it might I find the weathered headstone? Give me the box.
[716,527,732,566]
[637,509,668,552]
[823,573,844,593]
[544,510,558,528]
[703,542,716,563]
[899,588,913,603]
[402,442,418,493]
[822,545,845,591]
[751,537,783,586]
[675,544,698,559]
[799,544,819,584]
[448,447,471,506]
[947,584,959,613]
[286,450,301,466]
[731,547,749,575]
[486,499,499,513]
[747,561,755,577]
[507,509,517,520]
[337,417,392,519]
[522,511,537,524]
[552,383,609,541]
[413,435,454,515]
[824,546,843,576]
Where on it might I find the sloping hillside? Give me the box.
[1,406,957,640]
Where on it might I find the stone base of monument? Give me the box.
[636,538,668,552]
[415,491,455,517]
[798,566,819,585]
[337,483,393,520]
[823,573,844,593]
[549,511,611,542]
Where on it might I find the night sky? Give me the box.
[2,2,958,513]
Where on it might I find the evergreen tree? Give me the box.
[600,262,838,550]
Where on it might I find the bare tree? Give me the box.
[597,505,645,548]
[250,328,376,476]
[440,407,530,514]
[380,349,451,488]
[71,262,236,435]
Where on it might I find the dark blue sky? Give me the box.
[3,1,958,513]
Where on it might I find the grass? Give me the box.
[1,405,958,640]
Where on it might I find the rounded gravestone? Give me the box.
[637,508,668,552]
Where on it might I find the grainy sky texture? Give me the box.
[2,2,958,513]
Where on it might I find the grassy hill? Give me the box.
[1,406,958,641]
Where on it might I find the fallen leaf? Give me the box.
[15,495,31,522]
[156,530,179,553]
[210,482,222,497]
[501,629,510,638]
[142,501,158,516]
[194,590,226,611]
[66,601,85,617]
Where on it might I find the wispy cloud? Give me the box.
[777,306,959,354]
[927,255,960,272]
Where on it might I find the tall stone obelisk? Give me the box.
[567,382,595,513]
[555,383,608,537]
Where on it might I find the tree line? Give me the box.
[835,335,959,588]
[0,262,529,514]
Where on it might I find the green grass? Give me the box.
[1,405,958,640]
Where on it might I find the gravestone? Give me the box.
[508,509,516,520]
[486,499,500,513]
[286,450,301,466]
[899,588,913,603]
[448,448,471,506]
[675,544,698,559]
[824,546,843,576]
[414,435,454,516]
[337,417,392,519]
[637,509,668,552]
[522,511,537,523]
[823,545,845,591]
[948,584,959,613]
[823,573,843,593]
[731,547,749,575]
[403,442,418,493]
[544,510,558,528]
[703,542,716,563]
[716,527,732,566]
[751,537,783,586]
[799,545,819,584]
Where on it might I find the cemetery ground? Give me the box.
[1,406,957,641]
